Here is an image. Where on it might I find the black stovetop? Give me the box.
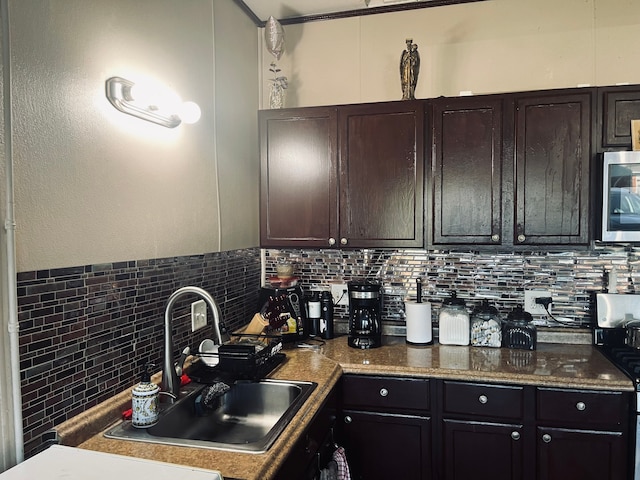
[596,328,640,389]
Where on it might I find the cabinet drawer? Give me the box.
[342,375,430,412]
[443,381,524,419]
[537,388,628,426]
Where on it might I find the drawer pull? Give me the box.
[328,238,336,246]
[478,394,488,404]
[344,415,352,424]
[542,433,552,443]
[340,238,348,245]
[379,388,389,397]
[576,401,586,411]
[511,431,520,441]
[491,234,500,242]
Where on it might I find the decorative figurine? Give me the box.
[400,38,420,100]
[269,62,288,109]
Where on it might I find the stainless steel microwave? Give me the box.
[602,151,640,242]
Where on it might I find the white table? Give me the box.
[0,445,223,479]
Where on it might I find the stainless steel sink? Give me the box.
[105,379,316,453]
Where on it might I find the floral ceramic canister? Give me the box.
[131,366,160,428]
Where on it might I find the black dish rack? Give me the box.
[187,333,285,383]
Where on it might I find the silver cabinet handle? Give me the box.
[542,433,552,443]
[511,431,520,441]
[576,401,586,411]
[517,234,526,243]
[340,238,348,245]
[344,415,352,424]
[491,234,500,242]
[379,388,389,397]
[328,238,336,246]
[478,394,488,404]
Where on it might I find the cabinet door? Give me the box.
[259,107,338,247]
[443,419,524,480]
[536,427,627,480]
[431,96,504,245]
[513,91,593,245]
[338,101,424,248]
[275,401,335,480]
[599,85,640,150]
[341,410,432,480]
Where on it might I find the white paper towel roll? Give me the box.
[405,301,433,345]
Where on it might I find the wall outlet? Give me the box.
[191,300,207,332]
[524,290,552,315]
[330,283,349,306]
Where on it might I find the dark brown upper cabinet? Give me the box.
[259,101,424,249]
[598,85,640,151]
[338,101,424,249]
[431,96,504,246]
[430,89,593,248]
[261,84,618,250]
[513,89,593,246]
[259,106,338,248]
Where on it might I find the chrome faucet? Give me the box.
[162,286,226,401]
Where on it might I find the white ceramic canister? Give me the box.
[131,374,160,428]
[405,301,433,345]
[438,292,470,346]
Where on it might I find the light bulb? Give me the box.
[180,101,201,124]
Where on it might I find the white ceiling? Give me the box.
[241,0,431,23]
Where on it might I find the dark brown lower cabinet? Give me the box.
[337,376,632,480]
[536,427,627,480]
[274,387,337,480]
[342,410,431,479]
[535,387,630,480]
[339,374,433,479]
[443,420,524,480]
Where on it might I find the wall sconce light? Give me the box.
[105,76,201,128]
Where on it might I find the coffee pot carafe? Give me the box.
[348,280,382,349]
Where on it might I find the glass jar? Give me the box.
[438,292,470,346]
[503,305,537,350]
[470,299,502,348]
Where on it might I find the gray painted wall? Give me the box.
[8,0,259,273]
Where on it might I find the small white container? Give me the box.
[131,368,159,428]
[438,292,470,346]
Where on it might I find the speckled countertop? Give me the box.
[59,335,633,480]
[321,335,633,391]
[68,348,341,480]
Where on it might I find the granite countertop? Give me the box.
[321,335,634,391]
[69,348,342,480]
[58,335,633,480]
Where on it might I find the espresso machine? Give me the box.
[347,280,382,349]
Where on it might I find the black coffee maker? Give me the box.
[348,280,382,349]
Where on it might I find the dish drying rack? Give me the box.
[188,333,285,383]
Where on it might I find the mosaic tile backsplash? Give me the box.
[17,249,261,458]
[16,243,640,458]
[264,247,640,328]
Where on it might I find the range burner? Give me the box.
[598,344,640,389]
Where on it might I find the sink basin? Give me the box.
[105,379,316,453]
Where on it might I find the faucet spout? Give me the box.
[163,286,226,401]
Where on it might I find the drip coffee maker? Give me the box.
[347,280,382,349]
